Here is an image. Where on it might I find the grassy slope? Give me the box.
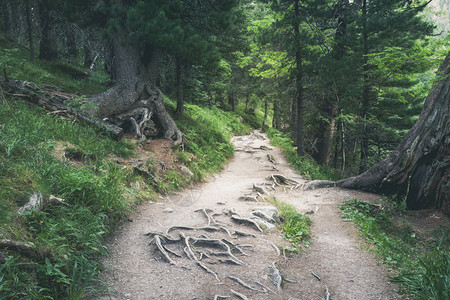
[0,42,252,299]
[340,199,449,300]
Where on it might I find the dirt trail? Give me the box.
[101,131,398,300]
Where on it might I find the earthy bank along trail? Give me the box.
[101,131,398,300]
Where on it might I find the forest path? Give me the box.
[101,131,398,300]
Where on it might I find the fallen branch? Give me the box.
[18,192,67,214]
[0,239,45,258]
[0,79,123,140]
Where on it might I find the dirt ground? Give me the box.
[100,131,401,300]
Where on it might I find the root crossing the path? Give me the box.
[101,131,398,300]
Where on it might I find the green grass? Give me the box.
[0,40,108,94]
[268,198,311,251]
[340,199,449,300]
[266,128,340,181]
[168,99,252,179]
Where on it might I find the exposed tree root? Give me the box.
[233,230,256,238]
[197,261,220,282]
[152,235,177,265]
[269,261,300,291]
[230,289,249,300]
[254,280,275,294]
[324,286,331,300]
[231,216,263,232]
[227,276,264,292]
[270,174,299,186]
[238,195,259,202]
[253,183,269,195]
[195,208,216,226]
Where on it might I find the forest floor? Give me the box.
[100,130,400,300]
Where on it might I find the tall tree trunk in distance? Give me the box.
[314,96,338,166]
[314,0,348,166]
[228,91,235,112]
[306,52,450,215]
[38,0,57,60]
[66,24,78,63]
[89,34,182,143]
[175,56,184,118]
[3,0,15,41]
[294,0,304,156]
[263,97,268,128]
[359,0,370,173]
[273,99,280,130]
[25,0,35,61]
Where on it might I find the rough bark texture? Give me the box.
[89,35,182,143]
[306,52,450,215]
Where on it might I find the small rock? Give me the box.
[163,208,174,213]
[251,206,279,223]
[180,166,194,177]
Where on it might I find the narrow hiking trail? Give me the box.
[101,131,398,300]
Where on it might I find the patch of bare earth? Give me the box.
[100,131,401,300]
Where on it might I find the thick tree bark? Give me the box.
[89,35,182,143]
[38,0,58,60]
[305,52,450,215]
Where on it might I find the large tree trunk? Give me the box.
[306,52,450,215]
[89,35,182,144]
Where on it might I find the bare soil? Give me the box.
[100,131,400,300]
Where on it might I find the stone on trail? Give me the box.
[250,206,279,229]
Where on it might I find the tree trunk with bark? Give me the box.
[38,0,58,60]
[293,0,304,156]
[25,0,35,61]
[175,56,184,118]
[313,0,348,166]
[3,0,15,41]
[306,52,450,215]
[89,35,182,144]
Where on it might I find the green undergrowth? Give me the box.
[340,199,449,300]
[268,198,311,252]
[266,128,340,181]
[167,99,252,177]
[0,99,135,299]
[0,40,108,94]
